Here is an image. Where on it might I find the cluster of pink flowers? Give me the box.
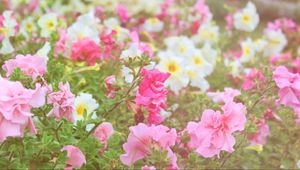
[266,18,298,33]
[186,101,246,158]
[207,87,241,104]
[61,145,86,170]
[273,66,300,123]
[71,38,101,66]
[93,122,114,144]
[47,82,75,122]
[248,119,270,145]
[0,77,46,141]
[120,123,178,169]
[135,68,170,124]
[2,54,47,80]
[242,68,265,90]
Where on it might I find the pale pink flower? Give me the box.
[207,88,240,104]
[248,119,270,145]
[2,54,47,80]
[242,68,265,90]
[225,14,233,31]
[273,66,300,123]
[135,68,170,124]
[71,38,101,66]
[116,4,129,23]
[269,53,289,64]
[0,77,46,141]
[104,75,118,99]
[93,122,114,144]
[120,123,178,169]
[54,29,67,57]
[47,82,75,122]
[61,145,86,170]
[186,102,246,158]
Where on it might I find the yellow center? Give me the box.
[187,70,196,78]
[179,46,186,54]
[167,61,180,73]
[269,37,280,45]
[26,24,33,32]
[0,27,8,36]
[209,32,215,41]
[76,104,86,118]
[46,21,55,29]
[243,47,251,56]
[149,18,159,25]
[193,56,202,65]
[242,15,251,24]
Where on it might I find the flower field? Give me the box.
[1,0,300,169]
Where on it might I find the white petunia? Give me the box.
[20,17,37,38]
[233,1,259,32]
[192,22,219,44]
[0,11,17,54]
[36,42,51,62]
[263,29,287,57]
[38,13,58,38]
[74,93,99,122]
[121,66,134,83]
[201,43,218,66]
[143,17,164,32]
[164,36,195,57]
[120,43,142,59]
[240,38,257,63]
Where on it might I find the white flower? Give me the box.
[121,66,134,83]
[120,43,142,59]
[240,38,257,63]
[36,42,51,62]
[0,11,17,54]
[297,160,300,169]
[164,36,195,57]
[143,17,164,32]
[233,1,259,32]
[157,51,189,93]
[254,38,267,52]
[186,67,210,91]
[192,22,219,44]
[225,59,243,77]
[263,29,287,56]
[38,13,58,38]
[74,93,99,122]
[201,43,218,66]
[160,109,171,119]
[20,17,37,38]
[104,17,120,28]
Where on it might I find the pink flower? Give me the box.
[2,54,47,80]
[104,75,118,99]
[116,4,129,23]
[242,68,265,90]
[47,82,75,122]
[0,77,46,142]
[269,53,289,64]
[186,102,246,158]
[120,123,178,169]
[54,29,67,57]
[225,14,233,31]
[100,30,117,60]
[248,119,270,145]
[273,66,300,123]
[61,145,86,170]
[93,122,115,144]
[71,38,101,66]
[142,165,156,170]
[207,88,240,104]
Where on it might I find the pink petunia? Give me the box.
[135,68,170,124]
[61,145,86,170]
[207,87,241,104]
[116,4,129,23]
[186,101,246,158]
[242,68,265,90]
[54,29,67,57]
[248,119,270,145]
[120,123,178,169]
[2,54,47,80]
[93,122,115,144]
[71,38,101,66]
[47,82,75,122]
[0,77,46,142]
[104,75,118,99]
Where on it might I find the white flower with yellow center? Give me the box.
[38,13,58,38]
[157,51,189,93]
[201,43,218,66]
[186,67,210,92]
[143,17,164,32]
[263,29,287,57]
[20,17,37,38]
[74,93,99,122]
[193,22,219,44]
[240,38,257,63]
[185,49,213,77]
[233,2,259,32]
[164,36,195,57]
[0,10,17,54]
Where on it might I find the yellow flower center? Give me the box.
[193,56,202,65]
[243,46,251,56]
[209,32,215,41]
[242,15,251,24]
[26,24,33,32]
[0,27,8,36]
[179,46,186,54]
[46,21,55,29]
[149,18,159,25]
[269,37,280,45]
[167,61,180,73]
[76,104,86,118]
[187,70,196,78]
